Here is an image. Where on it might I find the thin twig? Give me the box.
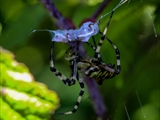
[91,0,111,19]
[41,0,74,29]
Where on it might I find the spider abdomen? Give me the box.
[85,66,115,85]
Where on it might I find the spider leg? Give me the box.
[85,37,103,61]
[65,46,77,60]
[60,72,84,115]
[95,10,121,74]
[97,32,121,74]
[88,36,97,50]
[86,42,96,50]
[104,35,121,74]
[94,11,114,60]
[50,42,84,114]
[85,36,97,50]
[92,36,103,61]
[70,59,78,84]
[50,42,76,86]
[92,36,97,49]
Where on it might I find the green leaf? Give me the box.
[0,47,59,120]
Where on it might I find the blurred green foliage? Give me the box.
[0,47,59,120]
[0,0,160,120]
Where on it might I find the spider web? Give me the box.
[0,0,159,120]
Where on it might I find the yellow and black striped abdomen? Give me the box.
[85,66,115,85]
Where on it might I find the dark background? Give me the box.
[0,0,159,120]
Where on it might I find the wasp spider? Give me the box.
[50,8,121,115]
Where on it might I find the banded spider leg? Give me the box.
[97,11,121,74]
[86,10,121,75]
[50,42,84,115]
